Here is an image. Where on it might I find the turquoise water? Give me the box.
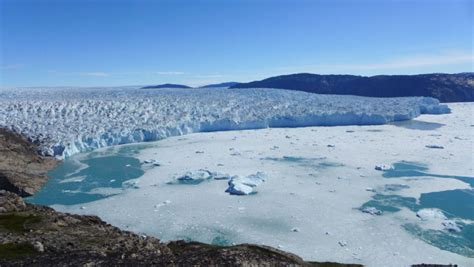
[403,223,474,258]
[361,161,474,258]
[420,189,474,220]
[27,146,145,206]
[382,161,474,187]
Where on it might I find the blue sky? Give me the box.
[1,0,472,87]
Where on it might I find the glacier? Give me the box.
[0,87,450,158]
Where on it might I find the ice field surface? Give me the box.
[27,103,474,266]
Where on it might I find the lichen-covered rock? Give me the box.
[0,190,26,212]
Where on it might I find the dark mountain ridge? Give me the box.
[141,83,192,89]
[231,73,474,102]
[200,82,240,88]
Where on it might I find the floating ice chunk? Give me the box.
[225,172,266,195]
[442,220,462,233]
[375,164,393,171]
[291,227,300,232]
[122,180,140,189]
[338,241,348,247]
[172,169,231,184]
[175,169,213,184]
[361,207,382,215]
[416,209,447,221]
[142,159,161,167]
[210,171,231,180]
[425,145,444,149]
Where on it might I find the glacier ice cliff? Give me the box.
[0,87,450,158]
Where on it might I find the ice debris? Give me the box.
[225,172,267,195]
[338,241,348,247]
[425,145,444,149]
[172,169,231,185]
[442,220,462,233]
[361,207,382,215]
[375,164,393,171]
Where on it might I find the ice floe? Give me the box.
[416,208,447,221]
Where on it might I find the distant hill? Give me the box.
[141,83,192,89]
[200,82,240,88]
[231,73,474,102]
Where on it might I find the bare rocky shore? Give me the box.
[0,128,57,197]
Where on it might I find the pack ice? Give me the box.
[0,87,450,158]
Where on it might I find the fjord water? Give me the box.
[27,146,145,206]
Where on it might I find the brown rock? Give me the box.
[0,128,58,196]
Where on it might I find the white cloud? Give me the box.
[79,72,110,77]
[155,71,184,75]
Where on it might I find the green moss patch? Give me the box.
[0,243,37,259]
[0,213,41,233]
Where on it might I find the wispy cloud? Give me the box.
[339,52,474,70]
[79,72,110,77]
[194,74,224,79]
[1,64,24,70]
[47,71,110,77]
[274,51,474,74]
[155,71,184,75]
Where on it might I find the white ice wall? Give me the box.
[0,87,450,158]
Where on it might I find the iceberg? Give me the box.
[225,172,266,195]
[0,87,450,158]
